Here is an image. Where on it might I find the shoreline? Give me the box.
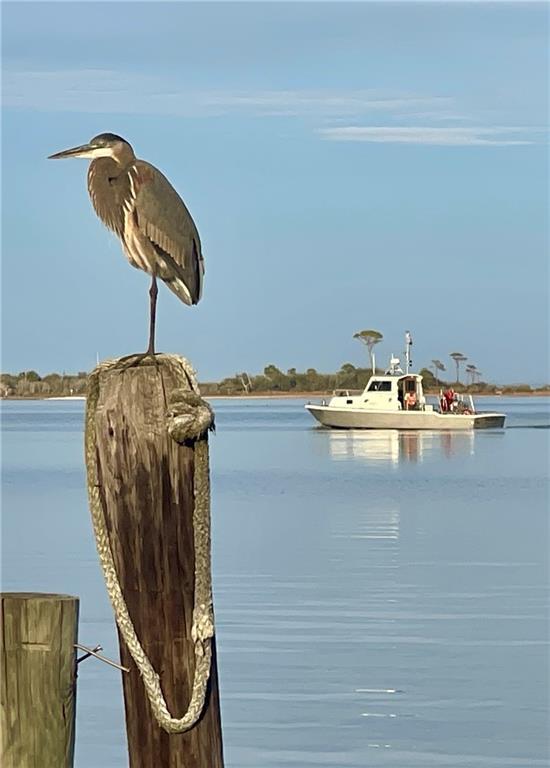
[2,391,549,402]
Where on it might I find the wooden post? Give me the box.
[87,356,224,767]
[0,592,79,768]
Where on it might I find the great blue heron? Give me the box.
[48,133,203,357]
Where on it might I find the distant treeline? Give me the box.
[1,365,547,399]
[201,364,545,396]
[1,371,88,398]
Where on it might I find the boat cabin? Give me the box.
[327,373,427,412]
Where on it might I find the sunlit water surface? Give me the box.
[2,396,549,767]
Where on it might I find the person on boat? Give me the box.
[443,388,456,412]
[404,390,417,410]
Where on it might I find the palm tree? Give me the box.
[450,352,467,384]
[465,364,477,386]
[431,359,446,386]
[353,329,383,373]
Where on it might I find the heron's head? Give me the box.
[48,133,135,164]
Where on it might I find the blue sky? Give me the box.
[2,2,548,383]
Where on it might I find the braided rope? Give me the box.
[85,355,215,733]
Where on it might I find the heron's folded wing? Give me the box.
[133,162,204,304]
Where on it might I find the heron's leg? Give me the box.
[147,275,158,356]
[117,276,159,369]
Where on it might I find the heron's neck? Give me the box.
[111,143,136,169]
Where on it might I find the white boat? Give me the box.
[305,336,505,431]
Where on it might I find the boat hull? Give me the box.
[305,405,505,431]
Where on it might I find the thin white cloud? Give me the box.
[200,90,452,117]
[395,111,475,122]
[318,126,537,146]
[2,68,451,119]
[3,69,543,147]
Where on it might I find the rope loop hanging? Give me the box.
[85,355,214,733]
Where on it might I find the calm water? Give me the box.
[1,396,549,768]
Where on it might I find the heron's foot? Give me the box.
[118,351,161,370]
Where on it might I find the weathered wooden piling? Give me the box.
[0,592,79,768]
[85,355,223,768]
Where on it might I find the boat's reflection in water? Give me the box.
[325,429,475,465]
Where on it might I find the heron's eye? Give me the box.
[108,177,115,184]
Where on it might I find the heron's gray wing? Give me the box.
[133,161,204,304]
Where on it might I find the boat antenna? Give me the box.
[386,354,403,375]
[405,331,413,372]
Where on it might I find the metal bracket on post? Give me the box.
[75,643,129,672]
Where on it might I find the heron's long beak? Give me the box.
[48,143,96,160]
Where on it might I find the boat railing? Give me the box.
[438,390,477,415]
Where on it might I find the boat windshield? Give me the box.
[367,380,392,392]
